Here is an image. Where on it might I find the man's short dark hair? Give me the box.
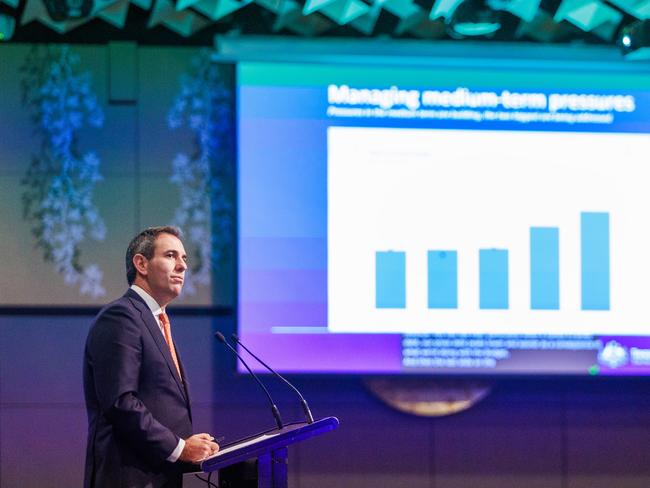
[125,226,182,285]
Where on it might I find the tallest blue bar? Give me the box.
[581,212,610,311]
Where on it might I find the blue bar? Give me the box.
[530,227,560,310]
[427,250,458,308]
[479,249,509,309]
[581,212,610,310]
[376,251,406,309]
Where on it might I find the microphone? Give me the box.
[214,331,284,430]
[231,333,314,424]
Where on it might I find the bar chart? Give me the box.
[328,126,650,335]
[374,212,610,312]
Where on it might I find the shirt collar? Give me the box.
[130,284,165,317]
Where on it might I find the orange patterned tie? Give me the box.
[158,312,182,379]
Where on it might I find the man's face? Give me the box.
[139,233,187,307]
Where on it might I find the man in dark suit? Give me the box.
[83,226,219,488]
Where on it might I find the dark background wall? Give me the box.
[2,313,650,487]
[1,42,649,488]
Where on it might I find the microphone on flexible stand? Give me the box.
[214,331,284,430]
[231,333,314,424]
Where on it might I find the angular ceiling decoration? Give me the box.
[516,8,574,42]
[96,0,131,27]
[607,0,650,19]
[0,0,646,47]
[555,0,623,39]
[148,0,209,36]
[270,0,333,34]
[21,0,93,32]
[0,13,15,39]
[316,0,370,26]
[348,0,382,35]
[503,0,541,22]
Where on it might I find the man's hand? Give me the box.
[179,433,220,463]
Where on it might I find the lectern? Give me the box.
[200,416,339,488]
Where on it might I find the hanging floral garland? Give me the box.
[168,50,233,296]
[20,45,106,298]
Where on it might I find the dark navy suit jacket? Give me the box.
[83,289,193,488]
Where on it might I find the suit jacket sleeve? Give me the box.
[87,303,180,466]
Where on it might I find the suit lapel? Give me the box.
[174,347,193,421]
[126,291,188,403]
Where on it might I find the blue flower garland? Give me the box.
[20,45,106,298]
[168,50,233,296]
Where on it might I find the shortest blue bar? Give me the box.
[428,250,458,309]
[479,249,509,309]
[376,251,406,309]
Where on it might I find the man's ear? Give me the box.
[133,254,148,276]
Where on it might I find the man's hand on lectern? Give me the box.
[179,433,220,463]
